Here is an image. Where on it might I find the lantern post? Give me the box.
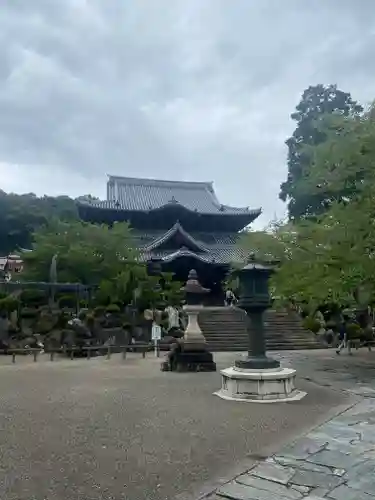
[234,255,279,370]
[215,254,306,403]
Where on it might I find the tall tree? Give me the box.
[242,103,375,308]
[21,220,139,286]
[301,103,375,205]
[279,84,363,220]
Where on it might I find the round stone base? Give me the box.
[214,366,306,403]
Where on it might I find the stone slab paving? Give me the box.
[202,349,375,500]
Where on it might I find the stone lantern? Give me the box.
[182,269,210,348]
[215,254,306,402]
[161,269,216,372]
[234,254,280,371]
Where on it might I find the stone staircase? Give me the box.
[198,307,324,351]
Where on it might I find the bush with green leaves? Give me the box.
[362,325,374,342]
[106,304,121,314]
[346,323,362,340]
[302,316,321,334]
[20,289,47,307]
[20,307,40,319]
[58,294,77,309]
[93,306,106,317]
[0,296,19,314]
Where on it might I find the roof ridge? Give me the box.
[142,222,209,253]
[108,175,214,190]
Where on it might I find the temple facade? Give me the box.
[77,176,261,304]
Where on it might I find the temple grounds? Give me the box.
[0,351,358,500]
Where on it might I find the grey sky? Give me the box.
[0,1,374,227]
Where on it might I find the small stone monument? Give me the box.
[161,269,216,372]
[49,254,58,308]
[214,254,306,402]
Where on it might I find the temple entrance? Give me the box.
[160,256,228,306]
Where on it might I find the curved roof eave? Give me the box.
[159,249,214,264]
[143,222,209,253]
[145,202,260,217]
[76,199,261,218]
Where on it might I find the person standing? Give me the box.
[225,288,237,307]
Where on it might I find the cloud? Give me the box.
[0,0,374,226]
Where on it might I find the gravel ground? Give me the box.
[0,352,350,500]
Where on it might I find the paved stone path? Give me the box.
[202,350,375,500]
[0,351,347,500]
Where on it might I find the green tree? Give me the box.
[0,192,78,254]
[244,103,375,310]
[240,215,364,310]
[298,103,375,206]
[21,220,139,286]
[279,84,363,220]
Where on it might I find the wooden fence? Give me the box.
[0,344,150,363]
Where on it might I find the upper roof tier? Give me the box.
[77,175,261,232]
[91,175,261,216]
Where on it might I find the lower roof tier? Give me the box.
[134,222,249,265]
[77,203,259,233]
[140,246,249,265]
[132,228,239,247]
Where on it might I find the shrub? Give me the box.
[20,289,47,307]
[0,296,19,314]
[20,307,39,319]
[34,317,57,335]
[93,306,106,317]
[346,323,362,340]
[58,294,77,308]
[302,317,321,334]
[106,304,121,314]
[362,326,374,342]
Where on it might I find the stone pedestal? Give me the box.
[179,304,216,371]
[161,304,216,372]
[183,304,206,350]
[161,268,216,372]
[214,366,306,403]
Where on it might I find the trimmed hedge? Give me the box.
[302,316,321,334]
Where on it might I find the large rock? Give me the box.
[34,312,58,335]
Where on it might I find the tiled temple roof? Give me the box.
[134,223,249,265]
[142,222,209,253]
[140,246,249,265]
[132,230,239,246]
[80,176,261,218]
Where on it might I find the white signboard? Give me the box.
[151,323,162,341]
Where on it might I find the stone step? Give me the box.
[207,344,323,352]
[198,307,323,352]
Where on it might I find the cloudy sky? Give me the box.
[0,1,374,227]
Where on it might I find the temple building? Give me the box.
[77,176,261,304]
